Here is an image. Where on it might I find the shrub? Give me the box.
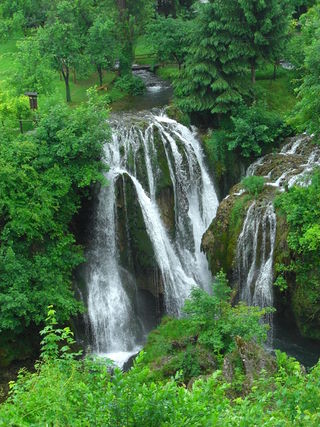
[241,175,265,198]
[275,171,320,338]
[114,75,145,96]
[228,104,287,158]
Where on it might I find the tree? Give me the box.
[147,16,192,69]
[238,0,292,83]
[12,36,55,96]
[293,3,320,135]
[86,17,118,87]
[0,93,109,336]
[0,0,49,32]
[37,1,84,102]
[0,92,32,134]
[175,1,247,118]
[114,0,155,75]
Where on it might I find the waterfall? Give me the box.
[235,135,320,344]
[85,112,219,362]
[236,202,276,334]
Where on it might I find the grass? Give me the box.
[255,65,297,117]
[0,35,20,89]
[134,36,155,58]
[0,34,127,110]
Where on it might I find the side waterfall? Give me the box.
[236,202,276,341]
[85,112,219,361]
[235,135,320,343]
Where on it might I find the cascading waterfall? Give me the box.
[235,135,320,344]
[85,111,219,363]
[236,202,277,341]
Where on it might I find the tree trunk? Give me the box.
[62,67,72,103]
[117,0,126,11]
[19,118,23,134]
[273,63,277,80]
[97,65,103,86]
[251,61,256,84]
[119,42,133,76]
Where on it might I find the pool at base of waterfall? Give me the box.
[96,347,142,369]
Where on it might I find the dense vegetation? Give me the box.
[1,284,319,426]
[1,0,320,424]
[275,172,320,338]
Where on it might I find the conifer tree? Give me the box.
[175,1,247,117]
[238,0,292,83]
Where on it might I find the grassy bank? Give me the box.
[0,34,127,109]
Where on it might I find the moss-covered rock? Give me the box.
[166,104,190,128]
[202,135,320,341]
[201,185,252,280]
[223,336,277,395]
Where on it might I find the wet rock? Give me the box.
[202,135,320,339]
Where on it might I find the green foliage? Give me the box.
[11,35,55,96]
[228,104,287,157]
[114,75,145,96]
[238,0,293,82]
[275,171,320,338]
[147,16,192,68]
[39,306,82,362]
[175,1,246,116]
[115,0,156,75]
[1,335,319,425]
[292,3,320,135]
[204,130,230,177]
[242,176,265,198]
[86,17,119,86]
[0,92,33,134]
[274,274,288,292]
[0,96,109,334]
[184,271,269,355]
[0,0,48,32]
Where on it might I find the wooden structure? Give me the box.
[24,92,38,110]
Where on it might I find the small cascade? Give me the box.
[236,202,276,341]
[246,134,320,189]
[234,135,320,345]
[85,112,219,362]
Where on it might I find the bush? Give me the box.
[114,75,145,96]
[275,171,320,338]
[228,104,287,158]
[0,97,109,335]
[242,176,265,198]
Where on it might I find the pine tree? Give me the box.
[238,0,292,83]
[175,1,248,117]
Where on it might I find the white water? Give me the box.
[235,135,320,344]
[237,202,276,315]
[85,112,219,361]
